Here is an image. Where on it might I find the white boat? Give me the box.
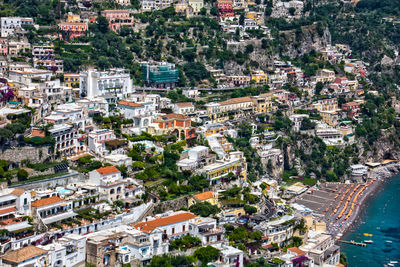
[390,261,398,264]
[388,264,394,267]
[364,240,373,244]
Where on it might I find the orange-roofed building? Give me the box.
[31,196,76,230]
[189,191,219,207]
[1,245,49,266]
[58,21,88,41]
[89,165,125,202]
[150,113,196,141]
[133,212,197,238]
[342,101,361,117]
[287,247,307,257]
[31,128,46,138]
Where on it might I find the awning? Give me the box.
[42,211,77,225]
[0,195,17,203]
[2,221,32,232]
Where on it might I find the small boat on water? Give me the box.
[386,241,393,243]
[388,264,394,267]
[363,233,369,236]
[390,261,398,264]
[364,240,373,244]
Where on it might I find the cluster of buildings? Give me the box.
[0,2,382,267]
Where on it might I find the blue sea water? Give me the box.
[341,175,400,267]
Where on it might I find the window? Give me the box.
[172,227,175,234]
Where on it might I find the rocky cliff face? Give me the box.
[361,130,400,162]
[279,25,331,58]
[224,39,275,75]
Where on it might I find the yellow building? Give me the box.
[64,73,80,88]
[204,123,226,137]
[188,0,204,14]
[67,14,81,23]
[189,191,220,207]
[205,96,255,123]
[303,215,327,232]
[198,157,247,185]
[320,110,340,127]
[251,94,277,113]
[251,70,268,84]
[310,98,338,112]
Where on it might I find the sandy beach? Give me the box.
[293,162,400,239]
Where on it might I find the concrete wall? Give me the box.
[0,145,53,164]
[9,171,84,190]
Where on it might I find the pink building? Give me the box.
[58,22,88,41]
[0,38,8,55]
[101,10,134,33]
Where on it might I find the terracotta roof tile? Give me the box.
[288,247,306,257]
[176,102,194,107]
[156,113,190,121]
[31,128,46,138]
[2,245,48,264]
[118,100,143,108]
[133,212,196,233]
[96,166,120,175]
[219,96,252,106]
[31,196,63,208]
[194,191,214,201]
[0,207,16,215]
[11,188,25,197]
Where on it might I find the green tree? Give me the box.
[189,202,220,217]
[315,82,324,95]
[194,246,219,265]
[97,16,109,33]
[244,204,257,215]
[210,6,218,16]
[239,14,245,26]
[17,169,29,181]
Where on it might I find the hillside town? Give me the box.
[0,0,399,266]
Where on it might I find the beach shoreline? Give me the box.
[334,163,400,239]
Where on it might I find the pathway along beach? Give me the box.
[341,171,400,266]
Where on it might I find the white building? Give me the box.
[289,114,309,132]
[1,17,34,37]
[0,188,32,233]
[39,234,86,267]
[141,0,173,11]
[32,45,55,60]
[104,154,133,167]
[79,69,134,99]
[255,215,295,247]
[88,129,116,156]
[182,89,199,99]
[88,166,125,202]
[76,97,109,117]
[9,69,53,85]
[173,102,195,115]
[117,100,154,129]
[133,211,197,240]
[211,244,244,267]
[350,164,368,177]
[49,124,80,156]
[189,217,225,246]
[31,196,76,231]
[48,103,85,131]
[300,230,340,267]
